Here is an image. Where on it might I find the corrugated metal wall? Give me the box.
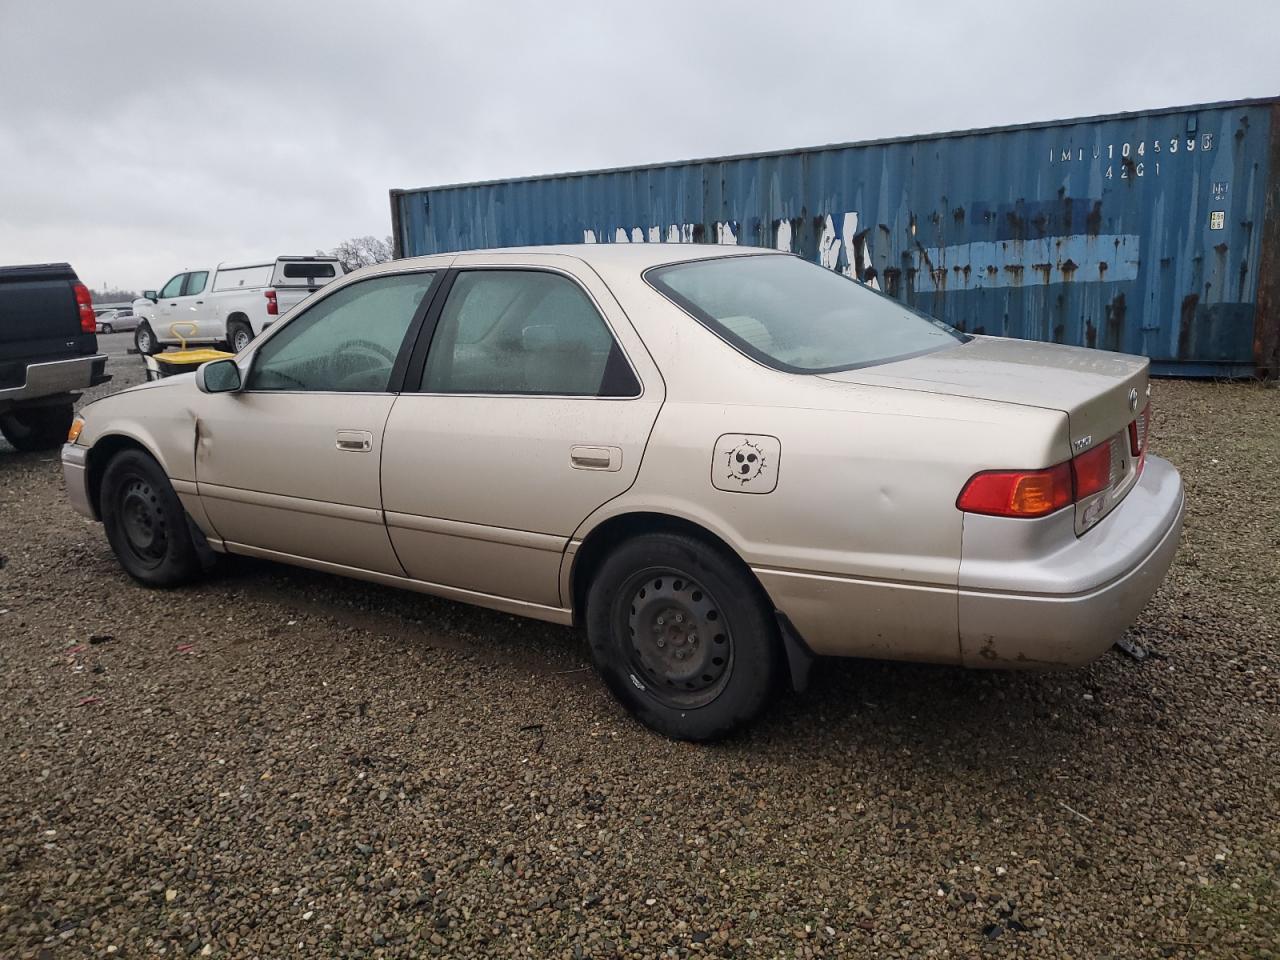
[392,98,1280,377]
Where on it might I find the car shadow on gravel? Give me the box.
[198,551,1132,777]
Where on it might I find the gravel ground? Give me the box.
[1,341,1277,958]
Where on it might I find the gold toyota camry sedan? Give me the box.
[63,245,1184,740]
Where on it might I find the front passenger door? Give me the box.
[153,273,186,337]
[195,270,440,574]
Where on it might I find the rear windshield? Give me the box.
[279,262,337,281]
[646,254,966,373]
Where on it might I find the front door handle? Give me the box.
[570,445,622,471]
[336,429,373,452]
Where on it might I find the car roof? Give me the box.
[396,242,780,272]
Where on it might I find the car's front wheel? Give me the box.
[0,401,75,452]
[134,322,159,355]
[100,449,203,586]
[100,322,113,334]
[586,532,783,741]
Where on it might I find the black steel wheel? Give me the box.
[620,567,733,710]
[586,532,782,741]
[101,449,202,586]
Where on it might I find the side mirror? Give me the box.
[143,290,158,302]
[196,358,242,394]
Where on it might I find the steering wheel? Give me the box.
[332,339,398,391]
[343,339,397,363]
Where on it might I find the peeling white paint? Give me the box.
[648,226,661,242]
[614,227,630,243]
[716,221,738,245]
[666,224,681,243]
[631,227,645,243]
[817,214,840,270]
[775,220,792,252]
[582,229,597,244]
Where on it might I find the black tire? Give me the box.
[227,320,253,354]
[100,449,203,587]
[134,322,159,355]
[0,402,74,452]
[101,322,113,334]
[585,532,783,741]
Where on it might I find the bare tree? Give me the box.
[319,236,395,272]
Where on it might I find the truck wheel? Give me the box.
[134,322,160,355]
[0,402,75,452]
[585,532,783,741]
[100,449,203,587]
[227,321,253,353]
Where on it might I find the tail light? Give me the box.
[1071,439,1115,500]
[73,282,95,333]
[1129,402,1151,464]
[957,435,1124,519]
[957,464,1073,518]
[264,288,278,316]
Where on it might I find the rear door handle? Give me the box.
[336,429,373,452]
[570,445,622,471]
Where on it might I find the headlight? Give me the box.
[67,416,85,444]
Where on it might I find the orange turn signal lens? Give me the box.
[67,417,84,444]
[956,463,1073,518]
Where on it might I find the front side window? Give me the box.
[647,254,966,373]
[184,271,209,296]
[158,274,185,299]
[420,270,639,397]
[247,272,436,392]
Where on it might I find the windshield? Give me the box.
[646,254,966,373]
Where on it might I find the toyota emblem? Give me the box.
[1128,387,1139,412]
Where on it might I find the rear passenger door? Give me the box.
[380,255,665,608]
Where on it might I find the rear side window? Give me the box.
[183,271,209,296]
[247,272,436,392]
[213,265,272,291]
[419,270,639,397]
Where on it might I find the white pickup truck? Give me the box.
[132,256,346,354]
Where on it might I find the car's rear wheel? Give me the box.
[0,401,74,452]
[100,322,113,334]
[134,322,159,355]
[101,449,203,586]
[227,320,253,354]
[586,532,782,741]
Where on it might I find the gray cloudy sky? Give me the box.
[1,0,1277,291]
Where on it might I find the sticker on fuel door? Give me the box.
[711,434,781,494]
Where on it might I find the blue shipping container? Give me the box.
[391,97,1280,377]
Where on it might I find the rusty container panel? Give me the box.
[392,97,1279,377]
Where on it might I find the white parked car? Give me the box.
[132,257,345,355]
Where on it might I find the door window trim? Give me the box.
[398,266,645,400]
[241,269,445,396]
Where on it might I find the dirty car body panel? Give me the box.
[64,244,1184,710]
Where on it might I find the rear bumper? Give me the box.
[61,443,95,520]
[756,455,1183,668]
[956,455,1184,667]
[0,354,109,405]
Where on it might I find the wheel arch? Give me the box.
[567,509,815,692]
[85,433,168,519]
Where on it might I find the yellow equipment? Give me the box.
[142,323,236,381]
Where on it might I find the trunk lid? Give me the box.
[821,336,1151,533]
